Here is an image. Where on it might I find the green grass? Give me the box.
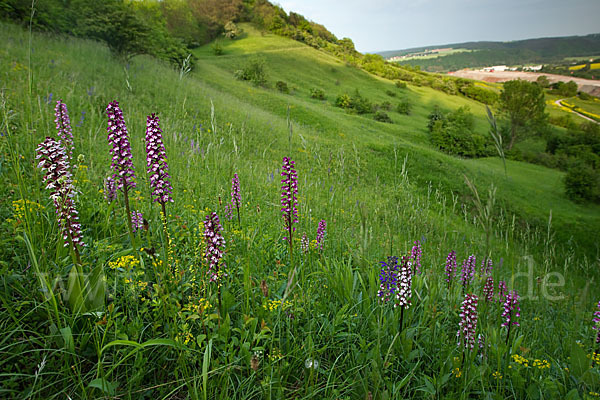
[1,21,600,399]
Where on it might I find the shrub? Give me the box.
[460,85,498,105]
[235,56,268,86]
[377,101,392,111]
[276,81,290,93]
[427,106,445,131]
[335,90,372,114]
[310,88,325,100]
[395,81,407,89]
[335,93,352,109]
[428,106,489,157]
[578,91,592,101]
[374,111,392,123]
[212,40,223,56]
[397,99,412,115]
[385,89,397,97]
[564,163,600,203]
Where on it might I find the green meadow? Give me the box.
[1,21,600,399]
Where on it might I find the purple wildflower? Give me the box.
[224,203,233,221]
[231,173,241,207]
[104,176,117,203]
[378,258,399,304]
[501,290,521,344]
[461,255,476,293]
[316,219,326,250]
[131,211,143,233]
[106,101,136,191]
[593,301,600,344]
[36,137,85,252]
[55,100,74,163]
[483,276,494,302]
[410,240,422,275]
[231,173,241,225]
[457,293,478,350]
[445,251,457,287]
[204,212,226,283]
[301,232,309,254]
[145,113,173,204]
[281,157,298,245]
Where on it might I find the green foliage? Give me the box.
[385,89,397,97]
[373,110,392,123]
[223,21,241,39]
[397,99,412,115]
[564,163,600,202]
[310,87,325,100]
[429,106,489,157]
[578,91,592,101]
[212,39,224,55]
[377,101,392,111]
[459,85,498,105]
[275,80,289,93]
[536,75,550,88]
[334,90,372,114]
[395,80,407,89]
[499,80,547,150]
[234,55,268,86]
[550,80,578,97]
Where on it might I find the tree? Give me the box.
[499,80,547,150]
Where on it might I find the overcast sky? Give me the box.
[275,0,600,53]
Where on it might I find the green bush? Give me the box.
[578,91,592,101]
[310,88,325,100]
[276,80,290,93]
[564,163,600,203]
[234,56,268,86]
[397,99,412,115]
[377,101,392,111]
[334,90,372,114]
[385,89,397,97]
[374,110,392,123]
[428,106,489,157]
[395,81,407,89]
[212,40,223,56]
[460,85,498,105]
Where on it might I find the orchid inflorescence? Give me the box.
[458,293,478,350]
[145,113,173,205]
[204,212,226,283]
[54,100,74,163]
[106,101,136,191]
[280,157,298,244]
[36,137,85,253]
[316,219,326,250]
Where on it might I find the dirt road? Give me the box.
[448,70,600,96]
[554,98,599,124]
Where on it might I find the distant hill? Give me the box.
[378,34,600,72]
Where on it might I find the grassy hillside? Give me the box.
[1,21,600,398]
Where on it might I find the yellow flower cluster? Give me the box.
[590,392,600,398]
[108,255,140,271]
[269,347,283,361]
[532,359,551,370]
[512,354,529,367]
[492,371,502,380]
[452,367,461,378]
[183,298,212,315]
[177,331,193,345]
[10,199,45,221]
[588,352,600,364]
[263,299,292,312]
